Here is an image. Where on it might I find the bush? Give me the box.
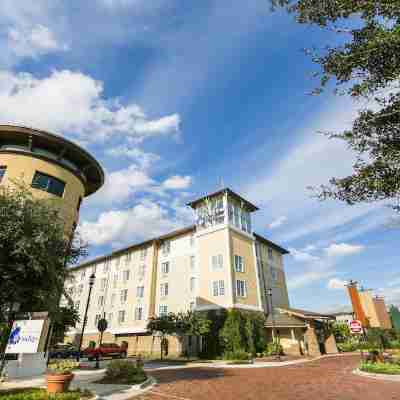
[264,342,284,356]
[100,360,146,385]
[222,351,251,361]
[0,388,92,400]
[360,362,400,375]
[337,341,358,353]
[388,340,400,349]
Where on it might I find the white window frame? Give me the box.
[211,254,223,271]
[120,289,128,303]
[161,241,170,256]
[125,252,132,264]
[118,310,126,324]
[135,306,143,321]
[160,283,169,297]
[236,280,247,298]
[190,277,196,292]
[111,293,116,307]
[98,295,105,307]
[136,286,144,298]
[212,280,225,296]
[159,305,168,316]
[123,270,130,283]
[161,261,170,274]
[140,248,147,260]
[234,255,245,273]
[94,314,101,326]
[138,265,146,279]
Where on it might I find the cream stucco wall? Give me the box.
[0,152,85,234]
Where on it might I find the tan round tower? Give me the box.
[0,125,104,235]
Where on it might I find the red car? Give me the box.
[83,343,128,361]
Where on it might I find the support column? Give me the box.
[304,322,321,357]
[291,328,296,342]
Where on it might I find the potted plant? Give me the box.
[46,360,79,393]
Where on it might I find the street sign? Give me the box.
[349,319,363,334]
[97,318,108,333]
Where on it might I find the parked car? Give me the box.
[49,344,80,359]
[83,343,128,361]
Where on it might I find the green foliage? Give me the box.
[0,182,87,323]
[360,361,400,375]
[0,388,92,400]
[50,307,80,347]
[223,350,251,361]
[388,340,400,349]
[270,0,400,212]
[264,340,284,356]
[220,310,266,357]
[101,360,146,385]
[332,322,351,342]
[337,341,358,353]
[47,360,79,375]
[365,328,391,350]
[199,310,227,359]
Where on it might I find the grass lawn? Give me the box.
[360,362,400,375]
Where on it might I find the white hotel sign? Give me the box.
[5,320,45,354]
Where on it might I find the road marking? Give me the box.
[148,390,193,400]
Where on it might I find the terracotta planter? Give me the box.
[46,372,74,393]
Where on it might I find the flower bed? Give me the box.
[360,362,400,375]
[0,388,93,400]
[96,360,147,385]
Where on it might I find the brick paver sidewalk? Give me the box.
[137,355,399,400]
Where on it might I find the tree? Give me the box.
[147,312,211,360]
[50,306,80,347]
[270,1,400,212]
[0,182,86,324]
[220,309,244,354]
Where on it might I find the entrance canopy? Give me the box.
[265,307,335,328]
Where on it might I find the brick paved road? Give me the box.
[137,355,399,400]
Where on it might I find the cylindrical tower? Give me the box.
[0,125,104,235]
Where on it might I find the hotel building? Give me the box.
[65,188,292,355]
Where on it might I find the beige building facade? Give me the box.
[65,188,291,355]
[0,125,104,235]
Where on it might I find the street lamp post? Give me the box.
[77,273,95,362]
[267,288,281,361]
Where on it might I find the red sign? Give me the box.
[349,320,363,334]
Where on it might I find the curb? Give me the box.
[353,368,400,383]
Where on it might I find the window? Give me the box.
[135,307,143,321]
[107,313,113,327]
[103,259,111,273]
[136,286,144,298]
[234,205,240,227]
[190,302,195,311]
[113,274,118,288]
[115,257,121,269]
[160,283,169,297]
[140,248,147,260]
[271,268,278,282]
[111,293,116,307]
[0,166,6,183]
[125,252,132,264]
[212,280,225,296]
[190,277,196,292]
[241,212,247,231]
[120,289,128,303]
[234,255,244,273]
[98,296,105,307]
[31,171,65,197]
[159,305,168,316]
[138,265,146,279]
[161,261,170,274]
[236,280,247,297]
[190,234,195,247]
[211,255,223,271]
[228,203,234,224]
[161,241,170,256]
[77,284,83,295]
[268,248,274,261]
[190,256,196,270]
[91,265,97,275]
[122,270,130,283]
[94,314,101,326]
[245,213,252,233]
[80,271,86,281]
[118,310,126,324]
[101,278,108,291]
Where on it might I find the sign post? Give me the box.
[95,319,108,369]
[349,320,363,334]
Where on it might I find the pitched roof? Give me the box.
[277,307,336,321]
[265,312,307,328]
[253,233,290,255]
[186,187,259,212]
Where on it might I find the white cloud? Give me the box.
[106,146,160,169]
[0,69,180,144]
[80,199,190,247]
[327,278,347,290]
[268,216,287,229]
[324,243,365,258]
[7,24,67,59]
[162,175,192,190]
[289,248,320,263]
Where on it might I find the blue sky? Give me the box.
[1,0,398,312]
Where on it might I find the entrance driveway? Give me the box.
[137,355,399,400]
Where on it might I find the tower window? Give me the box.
[0,166,6,183]
[31,171,65,197]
